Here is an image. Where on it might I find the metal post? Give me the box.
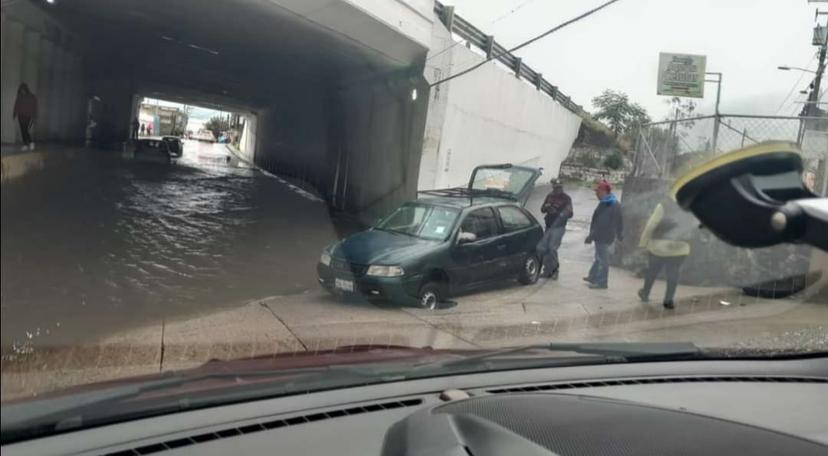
[741,128,747,147]
[705,72,723,152]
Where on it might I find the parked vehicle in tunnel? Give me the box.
[317,164,543,309]
[161,136,183,158]
[194,129,216,143]
[133,138,172,164]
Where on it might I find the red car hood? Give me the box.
[9,345,476,403]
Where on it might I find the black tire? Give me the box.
[417,282,444,310]
[518,254,540,285]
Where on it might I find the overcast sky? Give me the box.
[442,0,823,120]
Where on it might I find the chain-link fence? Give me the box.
[631,114,828,195]
[619,114,826,294]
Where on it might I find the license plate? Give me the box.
[335,278,354,292]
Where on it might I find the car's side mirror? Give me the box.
[458,232,477,244]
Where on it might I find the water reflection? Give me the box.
[1,141,338,354]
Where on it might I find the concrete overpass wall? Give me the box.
[334,77,429,220]
[1,3,86,145]
[418,19,583,190]
[255,85,332,190]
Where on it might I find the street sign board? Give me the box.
[657,53,707,98]
[813,25,827,46]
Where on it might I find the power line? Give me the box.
[429,0,624,88]
[774,53,818,114]
[490,0,539,25]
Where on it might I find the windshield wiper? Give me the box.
[414,342,703,371]
[374,226,417,238]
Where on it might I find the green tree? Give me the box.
[603,151,624,170]
[591,90,651,138]
[204,116,230,138]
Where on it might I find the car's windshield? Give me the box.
[1,0,827,443]
[376,204,460,240]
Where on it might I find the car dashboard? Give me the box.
[4,357,827,455]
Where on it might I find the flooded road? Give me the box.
[1,144,605,355]
[1,141,339,353]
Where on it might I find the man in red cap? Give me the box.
[584,180,623,289]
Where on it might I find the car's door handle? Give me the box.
[496,244,507,250]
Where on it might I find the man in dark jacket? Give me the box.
[584,180,623,289]
[536,179,573,280]
[13,83,38,151]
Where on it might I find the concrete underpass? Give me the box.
[3,1,826,399]
[1,0,434,350]
[2,0,433,218]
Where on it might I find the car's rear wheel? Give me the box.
[417,282,444,310]
[518,254,540,285]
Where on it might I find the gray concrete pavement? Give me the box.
[4,255,825,400]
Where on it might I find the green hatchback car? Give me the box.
[317,164,544,309]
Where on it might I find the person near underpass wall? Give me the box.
[584,180,623,289]
[637,196,695,310]
[13,83,38,151]
[536,179,573,280]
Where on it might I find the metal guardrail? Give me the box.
[433,2,585,117]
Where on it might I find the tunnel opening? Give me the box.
[2,0,431,223]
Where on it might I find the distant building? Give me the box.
[138,104,188,136]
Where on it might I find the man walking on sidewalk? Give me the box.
[584,180,623,289]
[637,196,694,309]
[537,179,573,280]
[13,83,38,151]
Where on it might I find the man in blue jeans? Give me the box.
[584,180,623,289]
[536,179,573,280]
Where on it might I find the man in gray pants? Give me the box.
[536,179,573,280]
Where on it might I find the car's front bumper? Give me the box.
[317,263,421,305]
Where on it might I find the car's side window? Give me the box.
[460,208,499,240]
[497,206,533,232]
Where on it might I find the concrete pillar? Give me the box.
[51,46,69,140]
[21,30,41,99]
[1,18,25,144]
[36,37,55,141]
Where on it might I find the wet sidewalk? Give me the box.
[4,258,825,400]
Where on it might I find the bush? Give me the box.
[603,151,624,170]
[578,154,600,168]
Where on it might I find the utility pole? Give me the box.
[802,9,827,117]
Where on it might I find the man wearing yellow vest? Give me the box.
[637,197,695,309]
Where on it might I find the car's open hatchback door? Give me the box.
[467,164,542,206]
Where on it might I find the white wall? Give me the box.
[418,21,583,190]
[343,0,433,50]
[238,114,257,163]
[1,4,86,145]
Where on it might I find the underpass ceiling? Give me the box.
[41,0,426,109]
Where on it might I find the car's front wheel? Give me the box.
[518,254,540,285]
[417,282,444,310]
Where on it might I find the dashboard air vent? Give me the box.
[103,398,423,455]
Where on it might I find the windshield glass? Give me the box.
[376,204,459,240]
[1,0,826,443]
